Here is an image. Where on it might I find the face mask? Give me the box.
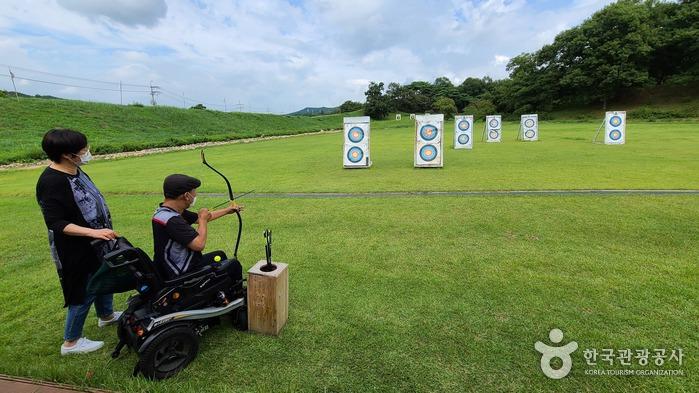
[72,150,92,165]
[186,193,197,207]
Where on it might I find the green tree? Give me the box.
[339,100,363,113]
[463,99,496,120]
[364,82,390,119]
[432,96,458,119]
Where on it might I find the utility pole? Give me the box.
[224,98,227,112]
[182,92,186,108]
[149,81,160,106]
[8,67,19,101]
[119,81,123,105]
[236,101,243,112]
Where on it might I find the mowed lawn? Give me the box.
[0,120,697,392]
[2,119,698,194]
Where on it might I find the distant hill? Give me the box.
[288,106,339,116]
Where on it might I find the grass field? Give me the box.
[0,119,697,392]
[0,97,348,164]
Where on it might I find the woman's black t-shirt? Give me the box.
[36,166,112,306]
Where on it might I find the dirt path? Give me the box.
[0,129,340,171]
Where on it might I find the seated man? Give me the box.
[152,174,243,279]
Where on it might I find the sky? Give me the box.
[0,0,614,113]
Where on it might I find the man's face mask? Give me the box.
[186,192,197,207]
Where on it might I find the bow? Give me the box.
[200,150,243,260]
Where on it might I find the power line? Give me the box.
[0,63,150,88]
[3,74,149,93]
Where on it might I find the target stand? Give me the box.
[343,116,372,168]
[517,114,539,142]
[415,114,444,167]
[482,115,502,143]
[593,111,626,145]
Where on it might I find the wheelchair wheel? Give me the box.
[232,305,248,331]
[139,326,199,380]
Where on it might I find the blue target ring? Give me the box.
[489,130,500,140]
[609,130,622,141]
[347,146,364,163]
[457,120,470,131]
[419,145,438,161]
[525,130,536,139]
[347,127,364,143]
[458,134,470,145]
[524,119,535,128]
[420,124,438,141]
[609,116,622,127]
[489,118,500,128]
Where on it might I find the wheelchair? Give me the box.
[88,236,247,380]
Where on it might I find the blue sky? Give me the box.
[0,0,613,113]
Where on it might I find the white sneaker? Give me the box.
[61,337,104,355]
[98,311,123,328]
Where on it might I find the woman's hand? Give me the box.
[89,228,118,240]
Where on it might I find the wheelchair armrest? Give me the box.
[162,265,213,286]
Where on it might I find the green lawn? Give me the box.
[1,119,698,194]
[0,120,697,392]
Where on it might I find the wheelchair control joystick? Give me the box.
[260,229,277,272]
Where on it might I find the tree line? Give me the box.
[354,0,698,120]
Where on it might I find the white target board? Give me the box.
[410,113,416,120]
[520,114,538,141]
[343,116,371,168]
[454,115,473,149]
[485,115,502,143]
[396,114,402,121]
[604,111,626,145]
[415,114,443,167]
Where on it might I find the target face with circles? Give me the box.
[347,127,364,143]
[457,134,470,145]
[609,116,622,127]
[420,124,438,141]
[609,130,622,141]
[489,118,500,128]
[458,120,470,131]
[489,130,500,140]
[525,129,536,139]
[419,145,438,161]
[524,119,535,128]
[347,146,364,163]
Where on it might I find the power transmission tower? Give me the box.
[149,81,160,106]
[8,67,19,101]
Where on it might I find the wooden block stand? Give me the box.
[247,260,288,335]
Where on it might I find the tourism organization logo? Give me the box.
[534,328,685,379]
[535,328,578,379]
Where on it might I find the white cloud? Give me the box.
[494,55,510,65]
[0,0,615,112]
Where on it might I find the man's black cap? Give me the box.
[163,174,201,198]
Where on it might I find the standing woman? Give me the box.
[36,128,122,355]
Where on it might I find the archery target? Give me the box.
[454,114,474,150]
[396,114,402,120]
[520,114,538,141]
[410,113,416,120]
[420,124,439,141]
[604,111,626,145]
[415,114,444,167]
[343,116,372,167]
[419,145,438,161]
[485,115,502,143]
[347,127,364,143]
